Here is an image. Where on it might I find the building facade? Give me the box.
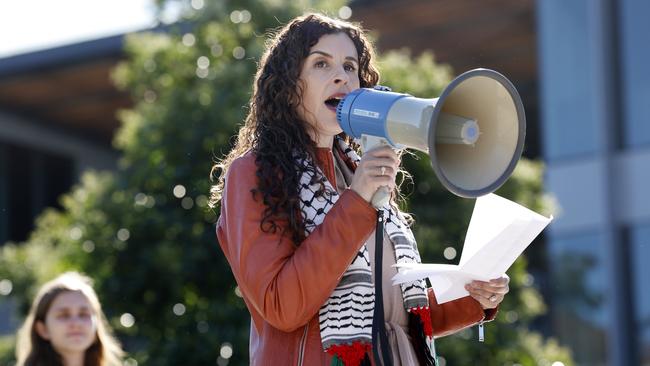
[0,35,127,244]
[537,0,650,365]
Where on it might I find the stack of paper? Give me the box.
[392,193,552,304]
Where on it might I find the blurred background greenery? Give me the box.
[0,0,573,365]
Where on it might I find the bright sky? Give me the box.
[0,0,160,58]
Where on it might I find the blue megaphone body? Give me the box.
[336,68,526,205]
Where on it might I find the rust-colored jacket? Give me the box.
[216,149,496,365]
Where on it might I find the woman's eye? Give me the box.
[57,313,70,320]
[344,64,357,72]
[315,60,327,68]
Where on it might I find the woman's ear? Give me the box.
[35,320,50,340]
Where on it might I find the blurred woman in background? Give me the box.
[16,272,124,366]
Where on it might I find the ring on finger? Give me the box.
[489,294,498,302]
[380,166,386,176]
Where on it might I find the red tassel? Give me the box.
[410,306,433,338]
[326,341,371,366]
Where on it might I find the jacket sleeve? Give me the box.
[428,288,499,338]
[216,155,377,332]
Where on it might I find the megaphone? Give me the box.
[336,68,525,207]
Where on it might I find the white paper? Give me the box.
[392,193,552,304]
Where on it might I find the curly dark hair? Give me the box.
[210,13,380,245]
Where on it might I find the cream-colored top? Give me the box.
[332,152,420,366]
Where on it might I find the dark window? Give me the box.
[631,224,650,365]
[620,0,650,149]
[0,140,74,244]
[538,0,601,161]
[548,231,609,365]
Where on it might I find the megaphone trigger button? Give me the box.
[373,85,392,92]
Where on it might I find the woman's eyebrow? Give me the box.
[308,50,359,63]
[51,305,90,312]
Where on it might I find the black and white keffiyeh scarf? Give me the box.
[298,137,437,366]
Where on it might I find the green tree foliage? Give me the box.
[0,1,573,365]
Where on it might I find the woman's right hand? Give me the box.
[349,145,400,203]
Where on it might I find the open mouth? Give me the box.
[324,96,342,109]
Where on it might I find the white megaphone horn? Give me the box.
[336,68,526,207]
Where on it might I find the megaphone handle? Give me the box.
[359,135,393,209]
[371,186,391,208]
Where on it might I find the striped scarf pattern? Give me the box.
[298,137,436,366]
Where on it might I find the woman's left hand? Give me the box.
[464,275,510,310]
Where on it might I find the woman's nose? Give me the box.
[69,315,85,326]
[333,66,349,85]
